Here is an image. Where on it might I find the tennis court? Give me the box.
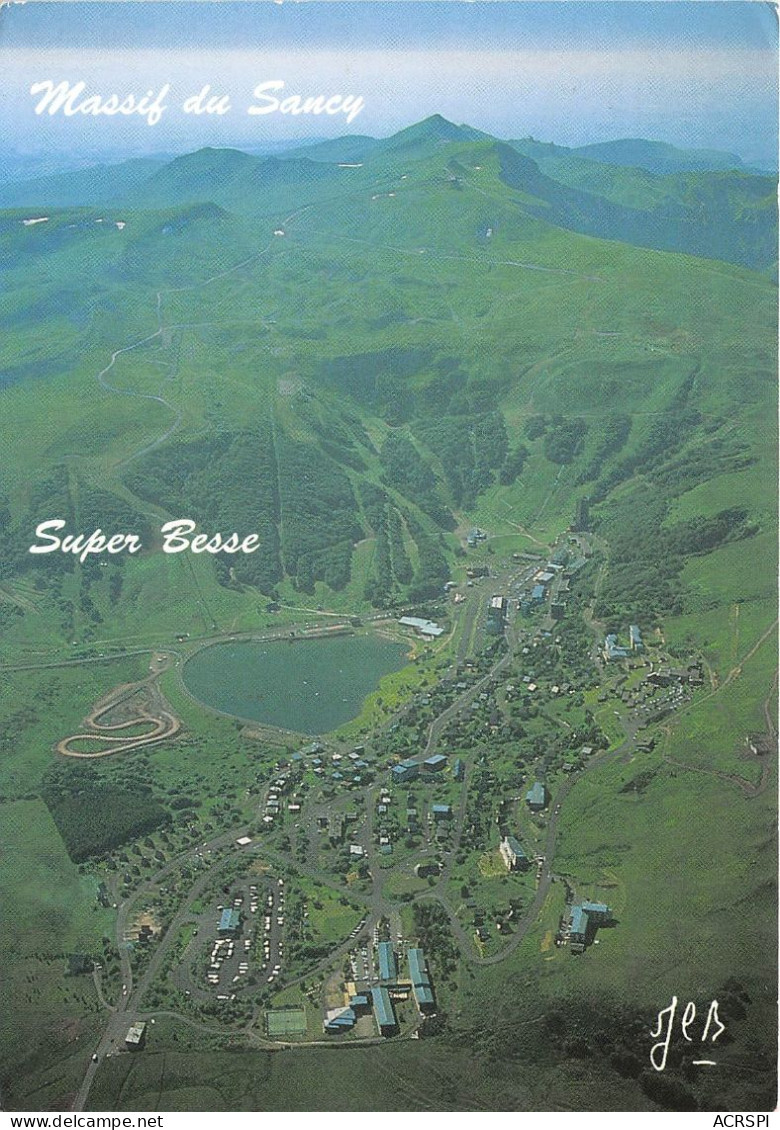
[266,1008,307,1036]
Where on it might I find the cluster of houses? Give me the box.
[391,753,447,783]
[324,942,436,1036]
[499,781,550,872]
[518,547,570,616]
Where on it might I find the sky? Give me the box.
[1,2,777,166]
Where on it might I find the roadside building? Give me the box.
[500,835,528,872]
[431,804,451,820]
[125,1022,147,1050]
[452,758,464,781]
[218,908,241,935]
[525,781,548,811]
[569,905,590,952]
[569,901,612,952]
[531,584,546,604]
[371,986,398,1036]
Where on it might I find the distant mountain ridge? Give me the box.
[0,115,775,274]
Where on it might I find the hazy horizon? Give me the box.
[1,2,777,168]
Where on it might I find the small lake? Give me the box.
[182,633,409,734]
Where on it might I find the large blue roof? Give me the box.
[413,984,435,1006]
[570,905,590,936]
[219,908,240,931]
[378,941,397,981]
[371,986,396,1028]
[408,947,430,987]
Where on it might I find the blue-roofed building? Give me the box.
[604,634,630,661]
[323,1005,357,1033]
[414,983,435,1009]
[500,835,528,871]
[570,905,590,948]
[532,584,546,603]
[391,759,419,783]
[525,781,548,811]
[371,986,398,1035]
[350,994,370,1014]
[218,908,240,935]
[408,947,427,986]
[568,901,613,952]
[629,624,643,651]
[378,941,397,982]
[582,901,611,924]
[407,947,436,1013]
[452,758,464,781]
[432,804,451,820]
[423,754,447,773]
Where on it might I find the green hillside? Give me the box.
[0,117,775,1112]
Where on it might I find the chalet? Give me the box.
[500,835,529,872]
[392,759,419,783]
[423,754,447,773]
[569,900,612,953]
[525,781,548,811]
[747,733,774,756]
